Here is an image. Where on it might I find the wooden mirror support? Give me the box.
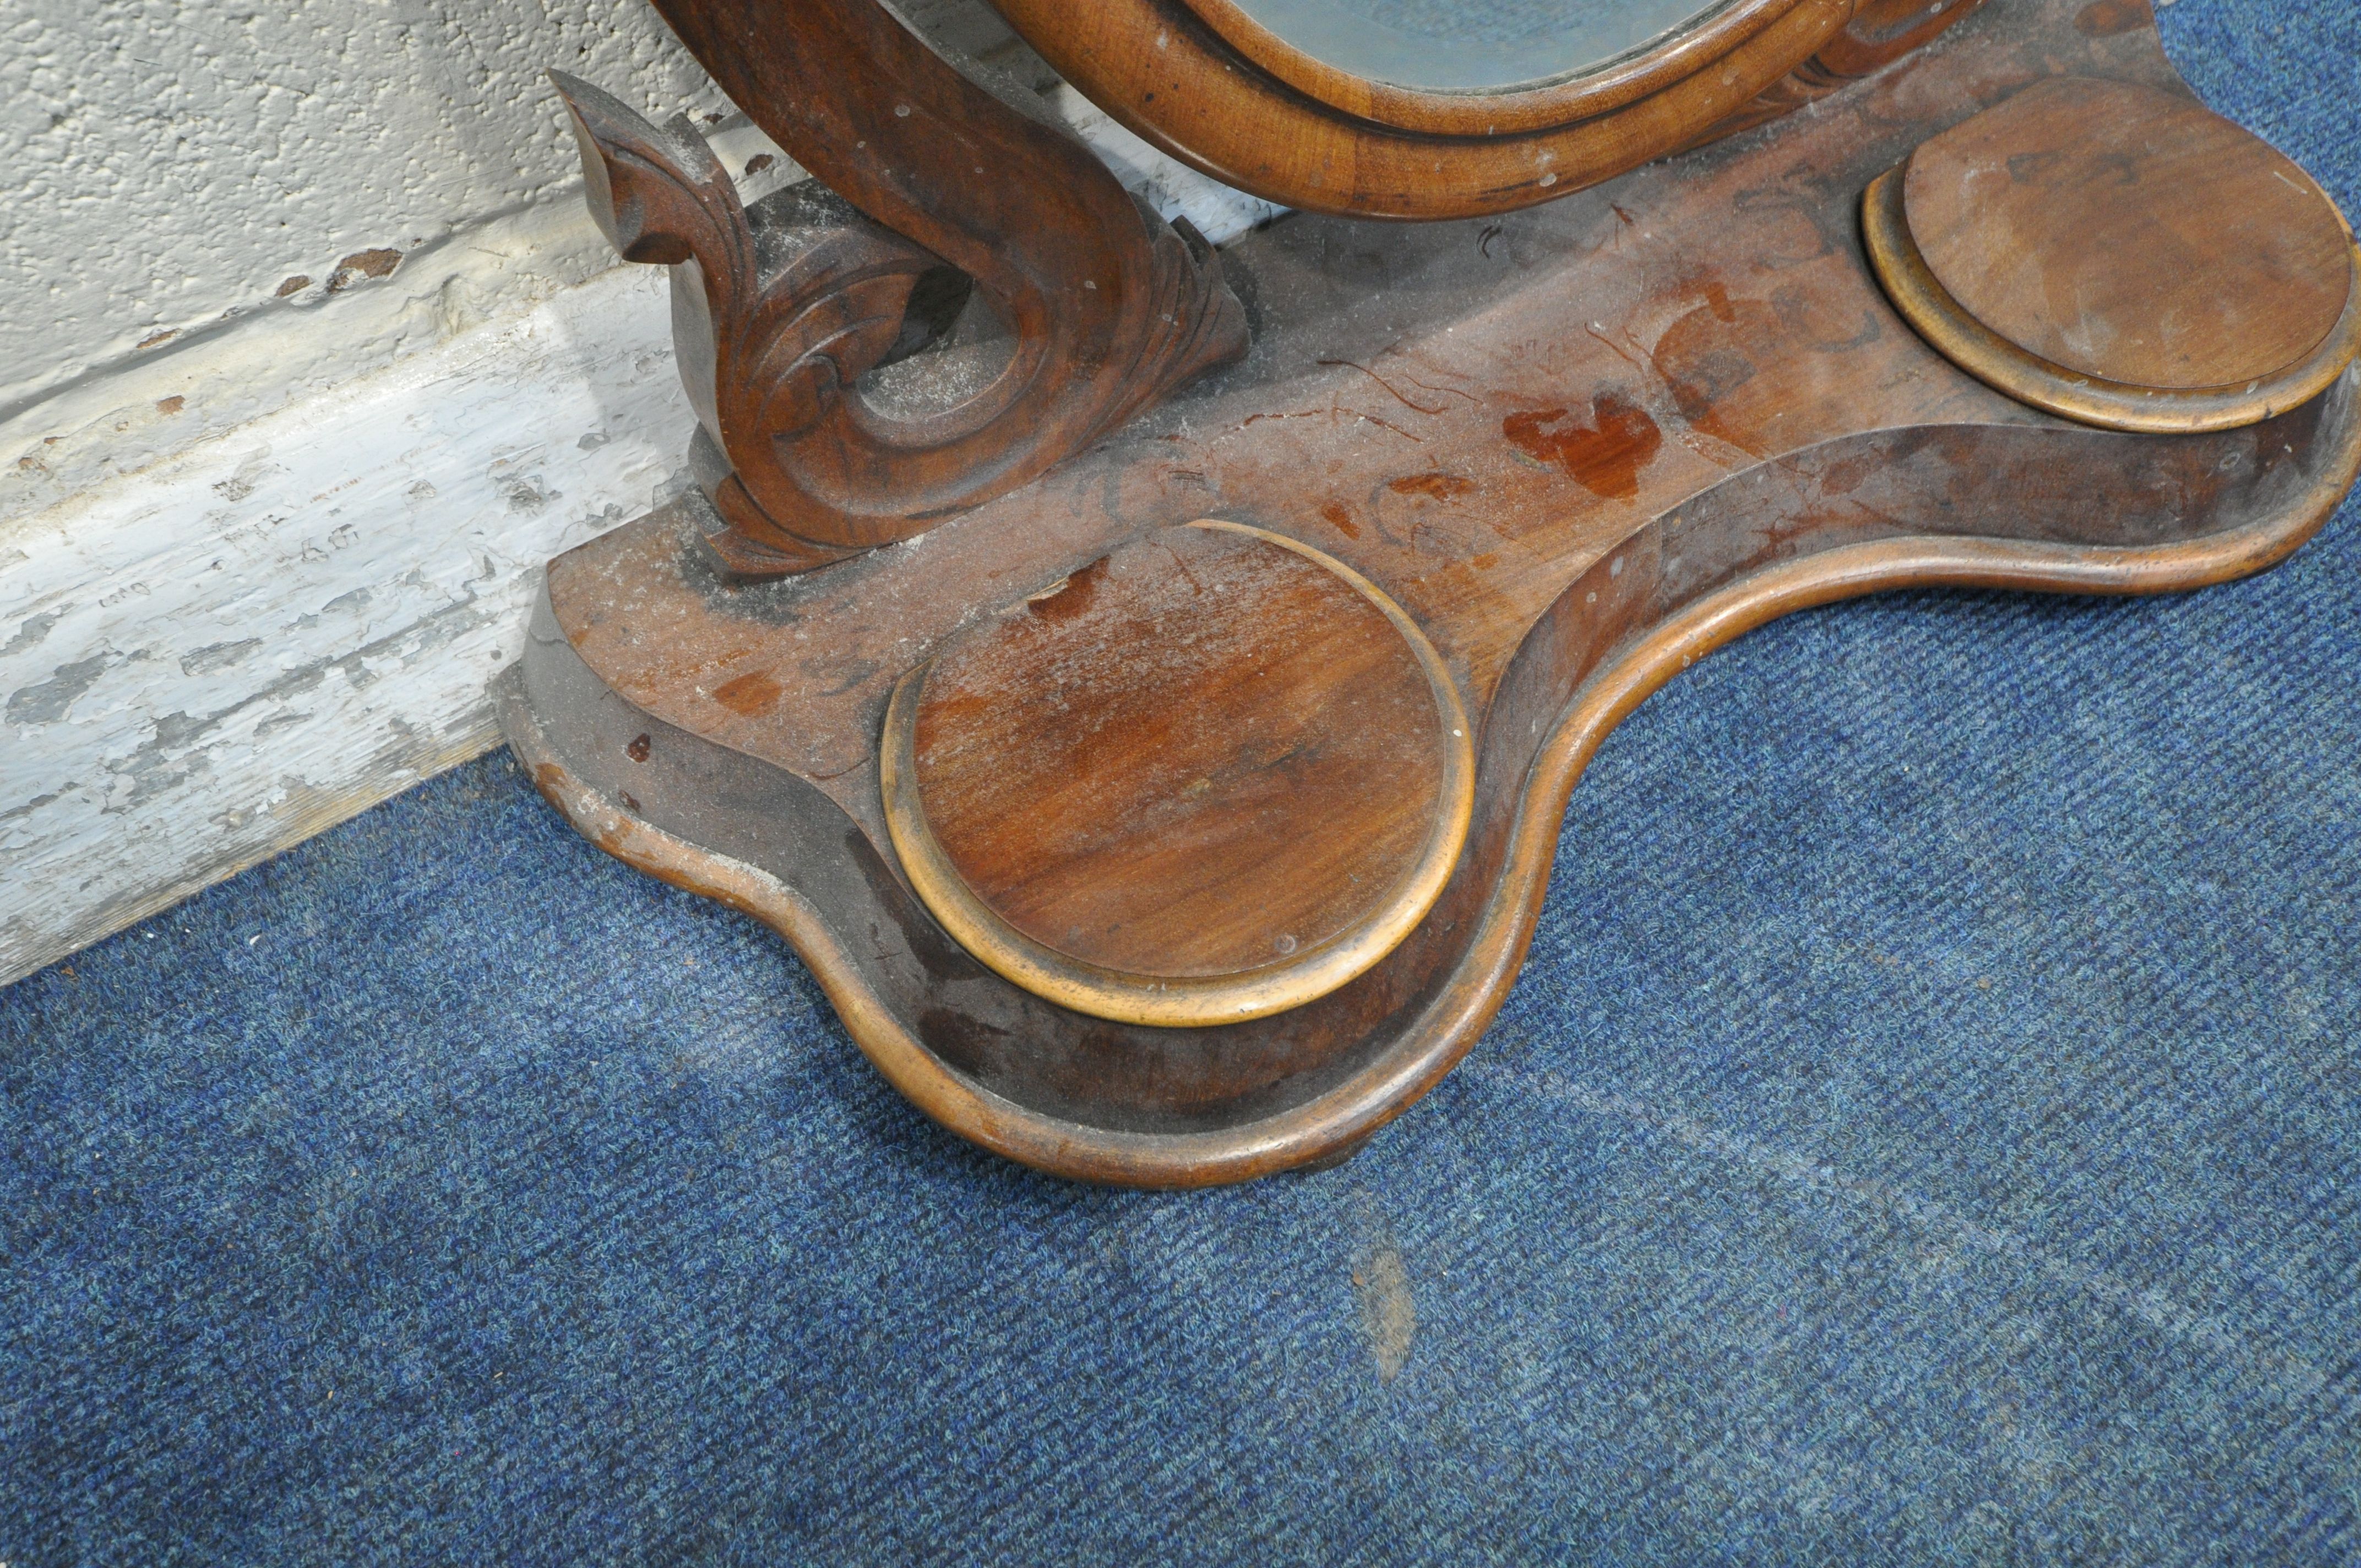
[503,0,2361,1185]
[548,0,1249,574]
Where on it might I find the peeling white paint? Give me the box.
[0,263,687,984]
[3,198,630,522]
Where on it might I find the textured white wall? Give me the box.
[0,0,733,412]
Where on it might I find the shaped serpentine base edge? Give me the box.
[498,0,2361,1184]
[502,381,2361,1187]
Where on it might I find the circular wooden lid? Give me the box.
[1868,76,2359,431]
[882,520,1473,1026]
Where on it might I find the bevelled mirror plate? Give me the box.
[1216,0,1723,91]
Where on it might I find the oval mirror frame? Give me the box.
[1187,0,1799,133]
[988,0,1984,217]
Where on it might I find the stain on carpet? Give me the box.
[1355,1245,1418,1382]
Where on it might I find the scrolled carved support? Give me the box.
[551,0,1249,578]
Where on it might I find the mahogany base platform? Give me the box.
[501,0,2360,1186]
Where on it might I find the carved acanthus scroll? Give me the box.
[552,0,1249,577]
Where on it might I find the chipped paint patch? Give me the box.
[0,263,690,985]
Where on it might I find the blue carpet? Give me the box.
[7,4,2360,1561]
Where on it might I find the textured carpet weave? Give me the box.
[6,3,2360,1561]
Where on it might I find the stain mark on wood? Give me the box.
[1503,395,1663,499]
[1386,472,1475,500]
[711,670,784,716]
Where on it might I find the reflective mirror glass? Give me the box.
[1220,0,1726,92]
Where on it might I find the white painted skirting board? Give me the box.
[0,102,1280,988]
[0,265,689,984]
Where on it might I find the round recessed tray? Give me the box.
[1865,75,2360,432]
[881,520,1474,1027]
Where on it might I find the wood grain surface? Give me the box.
[1902,77,2352,389]
[914,523,1443,977]
[1864,74,2361,432]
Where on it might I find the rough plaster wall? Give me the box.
[0,0,733,412]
